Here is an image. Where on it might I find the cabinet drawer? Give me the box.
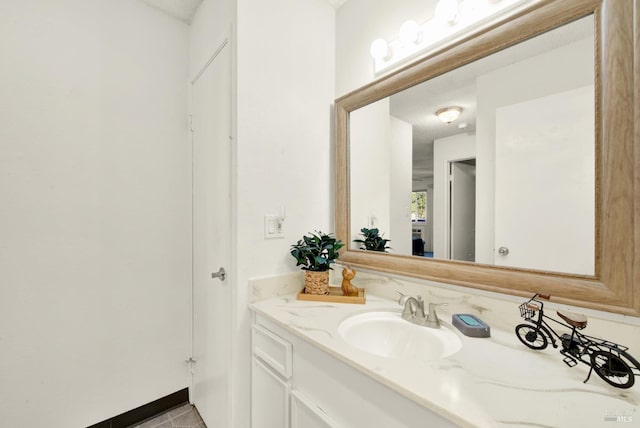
[252,324,293,379]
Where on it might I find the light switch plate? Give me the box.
[264,215,284,239]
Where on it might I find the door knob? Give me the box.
[498,247,509,256]
[211,267,226,281]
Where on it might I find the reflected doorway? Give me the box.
[449,159,476,262]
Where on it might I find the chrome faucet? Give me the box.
[396,292,446,329]
[399,294,425,320]
[425,302,442,328]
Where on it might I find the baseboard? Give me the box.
[87,388,189,428]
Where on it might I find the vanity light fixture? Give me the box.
[434,0,459,25]
[369,0,529,74]
[436,106,463,123]
[399,20,421,44]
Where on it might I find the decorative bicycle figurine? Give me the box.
[515,293,640,389]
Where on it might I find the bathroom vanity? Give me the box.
[249,273,640,428]
[250,302,460,428]
[250,310,458,428]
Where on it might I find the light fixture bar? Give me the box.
[371,0,531,75]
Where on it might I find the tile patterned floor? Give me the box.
[130,403,206,428]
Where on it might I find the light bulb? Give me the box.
[459,0,490,23]
[435,0,459,24]
[370,38,391,60]
[399,20,421,44]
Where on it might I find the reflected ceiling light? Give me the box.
[399,20,421,44]
[436,106,463,123]
[370,38,391,60]
[435,0,459,24]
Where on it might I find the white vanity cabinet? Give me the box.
[251,324,292,428]
[252,358,290,428]
[251,314,461,428]
[290,390,341,428]
[251,321,342,428]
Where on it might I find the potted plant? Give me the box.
[290,231,345,294]
[353,227,391,252]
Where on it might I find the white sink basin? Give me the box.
[338,311,462,360]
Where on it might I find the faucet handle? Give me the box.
[428,302,447,315]
[426,302,447,328]
[396,291,408,305]
[429,302,447,309]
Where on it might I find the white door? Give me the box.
[191,41,232,428]
[450,162,476,262]
[494,85,594,275]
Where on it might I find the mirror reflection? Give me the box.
[350,15,595,275]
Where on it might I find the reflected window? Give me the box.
[411,191,427,222]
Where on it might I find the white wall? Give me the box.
[236,0,335,275]
[0,1,191,427]
[350,106,412,255]
[235,1,335,427]
[350,99,391,248]
[389,116,412,256]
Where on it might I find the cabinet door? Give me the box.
[252,358,290,428]
[290,390,341,428]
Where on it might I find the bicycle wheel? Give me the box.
[590,350,635,389]
[618,349,640,375]
[515,324,548,350]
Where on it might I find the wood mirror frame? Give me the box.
[335,0,640,316]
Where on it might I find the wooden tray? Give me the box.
[297,286,366,304]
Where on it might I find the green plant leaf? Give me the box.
[290,230,343,270]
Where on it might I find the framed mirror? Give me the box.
[335,0,640,315]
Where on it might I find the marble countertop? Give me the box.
[250,290,640,428]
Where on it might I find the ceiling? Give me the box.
[140,0,346,24]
